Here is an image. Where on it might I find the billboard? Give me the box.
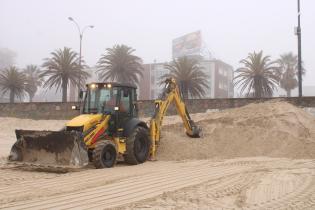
[172,31,202,58]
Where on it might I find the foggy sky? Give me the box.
[1,0,314,86]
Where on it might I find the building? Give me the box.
[138,31,234,100]
[138,63,153,100]
[139,62,169,100]
[138,58,234,100]
[206,59,234,98]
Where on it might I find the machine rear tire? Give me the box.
[93,140,117,169]
[124,126,150,165]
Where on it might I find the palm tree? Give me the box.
[234,51,278,98]
[23,65,44,102]
[0,66,27,103]
[161,56,209,99]
[41,47,90,102]
[277,53,303,97]
[97,44,143,85]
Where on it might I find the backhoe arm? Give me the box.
[149,78,201,159]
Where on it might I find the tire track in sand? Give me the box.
[244,168,315,210]
[0,160,261,205]
[120,159,315,210]
[3,159,315,210]
[0,160,256,209]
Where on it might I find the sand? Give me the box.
[1,101,315,209]
[1,158,315,209]
[158,100,315,160]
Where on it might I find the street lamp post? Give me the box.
[68,17,94,100]
[297,0,302,97]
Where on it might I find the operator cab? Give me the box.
[81,82,138,118]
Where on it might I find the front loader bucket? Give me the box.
[8,130,89,167]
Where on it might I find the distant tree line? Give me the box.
[234,51,304,98]
[0,45,142,103]
[0,46,304,103]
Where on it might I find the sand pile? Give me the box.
[157,100,315,160]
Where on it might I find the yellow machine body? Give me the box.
[8,78,200,169]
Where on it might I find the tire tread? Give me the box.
[124,126,150,165]
[93,140,117,169]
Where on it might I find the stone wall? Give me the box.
[0,102,79,120]
[1,97,315,120]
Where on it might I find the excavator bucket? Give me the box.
[8,130,89,168]
[187,120,202,138]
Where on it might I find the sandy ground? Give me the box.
[1,101,315,209]
[2,158,315,210]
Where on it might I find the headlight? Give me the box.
[90,84,97,89]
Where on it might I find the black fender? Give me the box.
[123,118,149,137]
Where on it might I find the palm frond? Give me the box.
[41,47,90,101]
[0,66,27,102]
[234,51,278,98]
[276,52,301,95]
[160,56,209,99]
[97,44,143,85]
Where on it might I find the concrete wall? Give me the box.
[1,97,315,120]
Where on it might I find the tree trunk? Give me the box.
[184,89,189,100]
[29,93,34,102]
[10,90,14,103]
[62,79,68,102]
[179,81,189,100]
[286,90,291,97]
[181,85,189,100]
[254,88,261,98]
[253,79,261,98]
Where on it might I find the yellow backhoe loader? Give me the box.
[8,78,200,169]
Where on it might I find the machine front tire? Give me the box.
[124,126,150,165]
[93,140,117,169]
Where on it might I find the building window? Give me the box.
[219,68,223,75]
[219,82,228,91]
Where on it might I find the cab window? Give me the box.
[119,89,131,113]
[84,86,118,114]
